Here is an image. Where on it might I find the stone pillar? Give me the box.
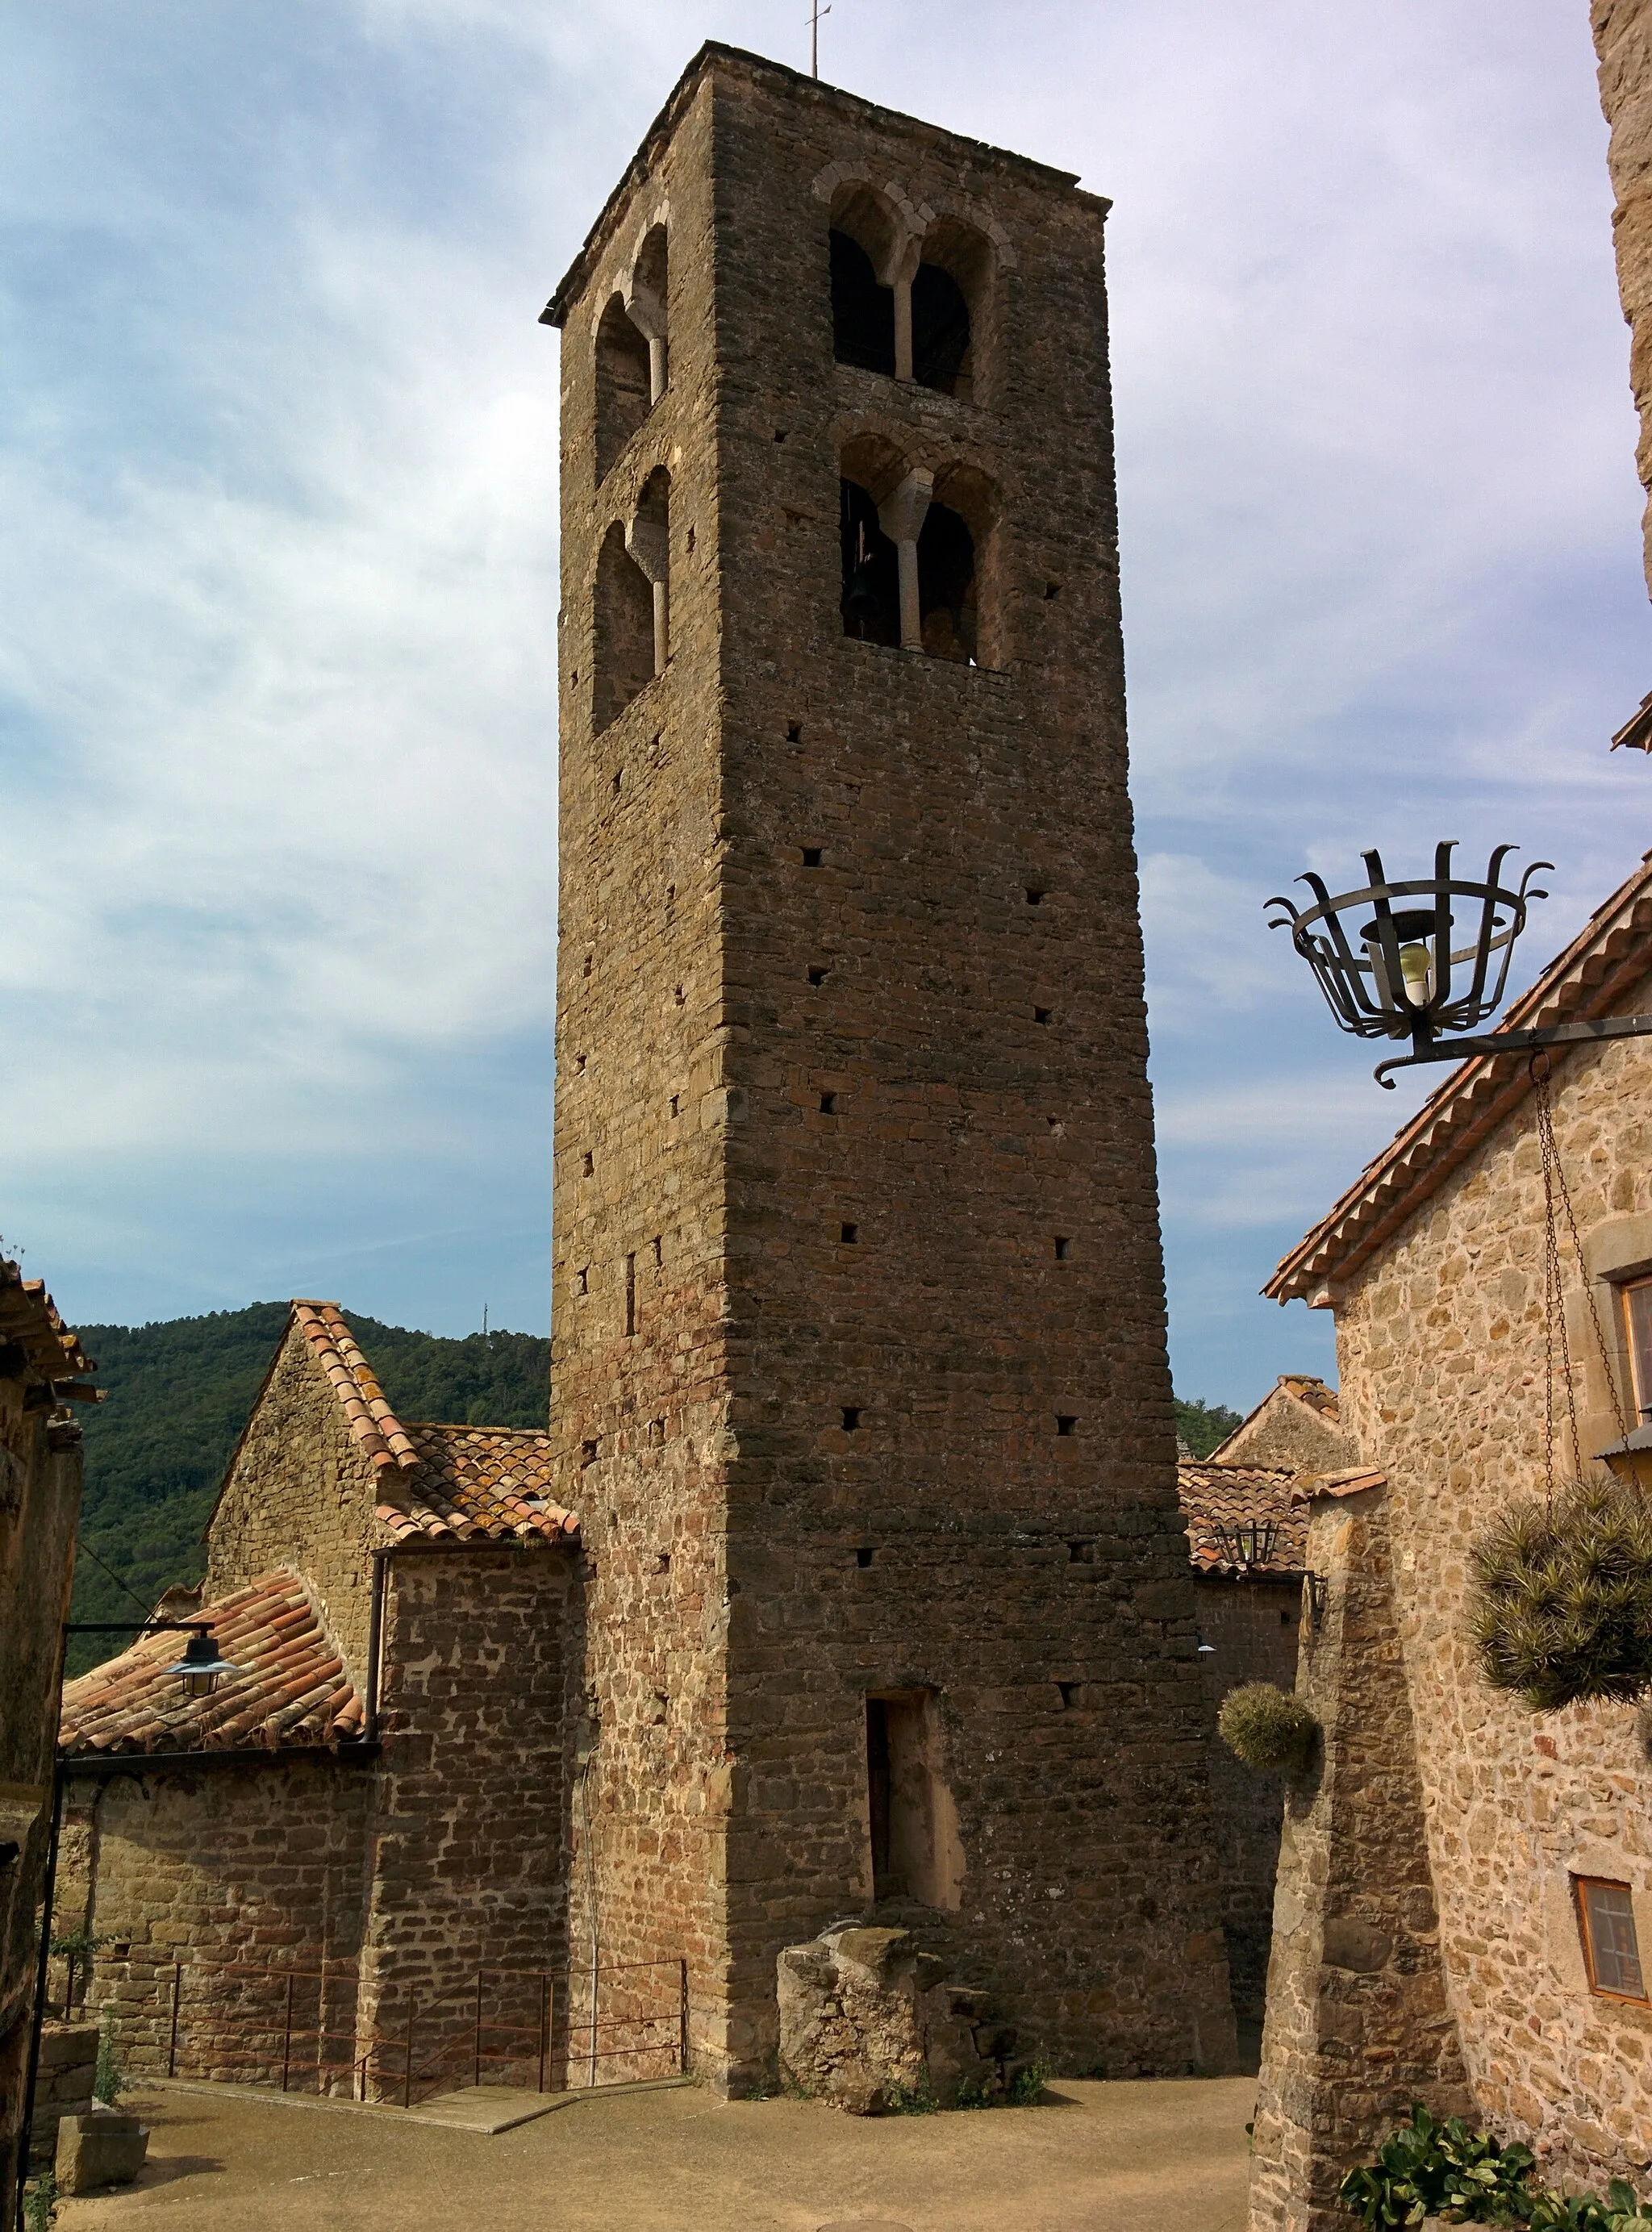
[878,468,933,651]
[625,511,669,676]
[624,279,668,406]
[1247,1481,1471,2232]
[890,243,920,383]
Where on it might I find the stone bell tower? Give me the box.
[543,41,1237,2090]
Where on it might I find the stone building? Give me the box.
[56,1301,586,2096]
[0,1260,95,2205]
[1208,1375,1358,1485]
[1248,855,1652,2230]
[540,39,1237,2088]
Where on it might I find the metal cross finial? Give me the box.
[807,0,831,78]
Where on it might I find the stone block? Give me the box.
[55,2112,149,2194]
[778,1925,1008,2113]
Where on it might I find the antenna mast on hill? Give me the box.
[807,0,830,78]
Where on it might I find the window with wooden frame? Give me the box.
[1622,1277,1652,1424]
[1575,1875,1647,2000]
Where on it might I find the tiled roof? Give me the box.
[0,1258,98,1394]
[1267,848,1652,1304]
[1177,1461,1306,1575]
[60,1571,364,1758]
[292,1301,419,1475]
[378,1424,578,1545]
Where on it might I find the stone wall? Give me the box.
[1247,1486,1472,2232]
[61,1758,371,2090]
[548,43,1235,2090]
[205,1322,380,1675]
[0,1283,85,2205]
[1594,0,1652,598]
[1299,1008,1652,2197]
[1212,1383,1358,1486]
[1195,1571,1302,2024]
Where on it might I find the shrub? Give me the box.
[22,2173,56,2232]
[1340,2103,1534,2227]
[1471,1480,1652,1712]
[94,2014,126,2106]
[1217,1682,1320,1773]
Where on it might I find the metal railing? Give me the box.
[114,1951,689,2107]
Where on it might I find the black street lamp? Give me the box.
[1268,841,1652,1087]
[161,1629,239,1700]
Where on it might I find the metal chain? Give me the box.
[1531,1058,1627,1503]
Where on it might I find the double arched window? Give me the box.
[827,185,994,403]
[594,467,670,732]
[594,223,669,482]
[839,436,998,666]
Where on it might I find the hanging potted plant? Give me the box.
[1467,1065,1652,1711]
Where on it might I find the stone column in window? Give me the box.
[891,240,920,383]
[625,279,668,405]
[626,509,669,675]
[878,468,933,652]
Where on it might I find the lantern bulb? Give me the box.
[1398,942,1431,1003]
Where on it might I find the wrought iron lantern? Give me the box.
[1270,841,1652,1087]
[162,1629,239,1700]
[1209,1518,1280,1570]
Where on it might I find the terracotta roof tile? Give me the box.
[60,1571,364,1758]
[1177,1461,1306,1575]
[0,1257,97,1391]
[375,1424,579,1545]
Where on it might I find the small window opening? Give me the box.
[652,1235,662,1265]
[1044,582,1062,600]
[1056,1680,1078,1710]
[1577,1876,1647,2000]
[1034,1007,1052,1025]
[579,1438,599,1468]
[786,721,803,743]
[665,882,676,910]
[820,1091,837,1114]
[865,1691,961,1909]
[1054,1237,1071,1261]
[647,1416,665,1447]
[574,1052,587,1074]
[582,1150,594,1177]
[1623,1278,1652,1421]
[916,500,977,664]
[830,229,896,377]
[1047,1116,1065,1136]
[656,1551,671,1573]
[809,965,829,987]
[574,1266,589,1296]
[856,1546,874,1568]
[840,475,900,645]
[1280,1609,1292,1625]
[611,770,622,795]
[686,525,695,553]
[594,294,652,481]
[1027,887,1045,906]
[1056,1414,1077,1437]
[673,984,685,1005]
[624,1251,636,1337]
[652,1692,669,1723]
[1067,1540,1094,1563]
[669,1095,679,1118]
[803,847,824,867]
[582,953,593,978]
[841,1222,858,1245]
[841,1405,861,1430]
[912,260,972,396]
[774,428,788,443]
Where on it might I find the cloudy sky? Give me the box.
[4,1,1650,1409]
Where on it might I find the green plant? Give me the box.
[885,2071,939,2115]
[1004,2057,1050,2106]
[1218,1683,1320,1774]
[1526,2181,1652,2232]
[22,2172,56,2232]
[1471,1479,1652,1712]
[1339,2103,1534,2228]
[94,2014,126,2105]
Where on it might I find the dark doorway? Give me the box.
[912,262,971,395]
[594,296,652,480]
[917,501,976,662]
[865,1689,962,1909]
[840,478,901,646]
[866,1697,893,1892]
[831,230,897,378]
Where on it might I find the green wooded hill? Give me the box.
[67,1304,549,1677]
[1174,1396,1244,1458]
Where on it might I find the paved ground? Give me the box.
[56,2071,1258,2232]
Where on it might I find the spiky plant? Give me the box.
[1217,1682,1320,1773]
[1471,1479,1652,1713]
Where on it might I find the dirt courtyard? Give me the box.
[55,2071,1258,2232]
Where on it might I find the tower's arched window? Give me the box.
[594,295,652,482]
[912,218,993,402]
[630,466,670,678]
[628,225,670,403]
[594,519,656,732]
[916,502,976,663]
[840,478,901,646]
[831,232,896,378]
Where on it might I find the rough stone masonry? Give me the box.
[541,41,1237,2091]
